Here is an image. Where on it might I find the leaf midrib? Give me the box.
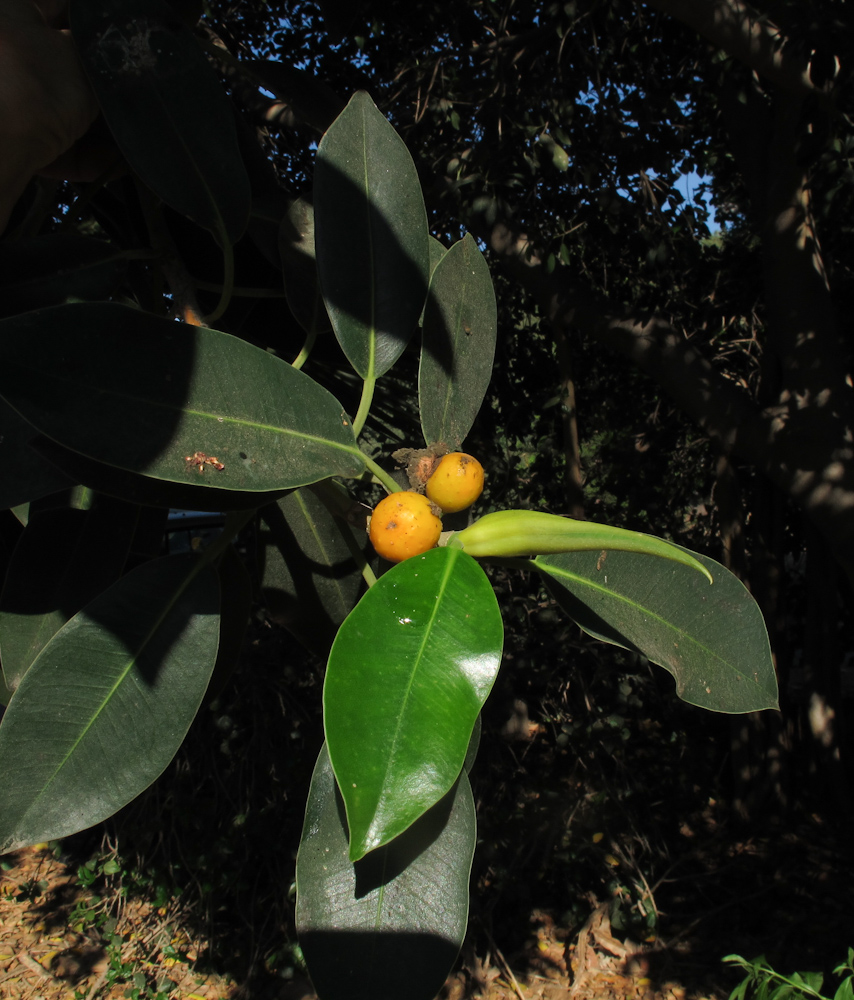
[9,558,208,840]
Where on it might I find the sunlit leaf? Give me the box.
[535,547,778,713]
[324,546,502,860]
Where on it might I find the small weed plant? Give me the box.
[725,951,854,1000]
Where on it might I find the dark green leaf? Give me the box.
[535,547,778,713]
[315,92,430,379]
[0,496,138,691]
[71,0,250,245]
[0,235,127,318]
[427,235,448,276]
[279,198,332,337]
[0,553,219,852]
[296,742,475,1000]
[0,399,74,510]
[259,487,365,653]
[420,234,497,449]
[31,437,286,512]
[324,546,503,860]
[0,303,365,497]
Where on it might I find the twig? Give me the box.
[483,928,526,1000]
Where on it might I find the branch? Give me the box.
[643,0,821,99]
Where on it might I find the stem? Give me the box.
[136,180,202,320]
[203,236,235,325]
[193,279,287,299]
[333,515,378,588]
[199,509,255,568]
[361,454,401,494]
[292,327,317,370]
[352,376,376,437]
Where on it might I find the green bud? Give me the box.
[446,510,713,584]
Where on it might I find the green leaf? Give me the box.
[324,546,502,860]
[0,497,138,692]
[278,198,333,337]
[71,0,250,245]
[296,742,475,1000]
[29,437,286,512]
[259,487,365,653]
[0,399,73,510]
[535,547,778,713]
[419,234,497,450]
[428,235,448,276]
[0,235,127,318]
[0,303,365,496]
[315,91,430,379]
[0,553,219,853]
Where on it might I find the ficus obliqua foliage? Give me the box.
[0,16,777,1000]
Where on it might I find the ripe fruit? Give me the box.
[369,491,442,562]
[425,452,484,514]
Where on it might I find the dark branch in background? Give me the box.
[466,208,854,573]
[642,0,826,99]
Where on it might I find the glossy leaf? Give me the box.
[0,234,127,318]
[315,91,430,379]
[0,553,220,853]
[296,743,475,1000]
[0,302,365,496]
[259,487,365,653]
[71,0,250,245]
[324,546,502,860]
[0,399,73,510]
[420,234,497,450]
[535,547,778,713]
[0,497,138,692]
